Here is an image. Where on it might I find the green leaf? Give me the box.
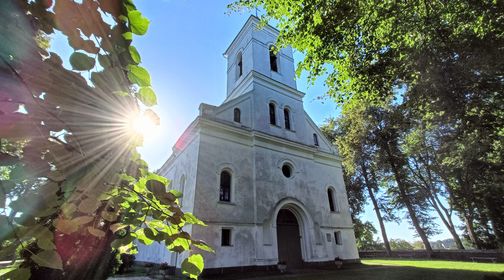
[128,10,150,35]
[98,54,112,68]
[137,87,157,106]
[111,235,134,249]
[134,228,153,245]
[55,218,78,234]
[128,65,151,86]
[110,223,127,233]
[31,250,63,270]
[129,46,141,64]
[181,254,204,279]
[183,213,206,226]
[192,239,214,253]
[78,197,100,214]
[72,215,94,225]
[87,226,106,238]
[122,32,133,40]
[69,52,95,71]
[2,267,30,280]
[36,227,55,250]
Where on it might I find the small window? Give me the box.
[326,233,332,242]
[334,231,342,245]
[219,171,231,202]
[269,47,278,72]
[269,103,276,125]
[284,108,291,130]
[234,108,241,123]
[237,52,243,78]
[313,133,319,146]
[221,228,232,246]
[281,164,292,178]
[328,189,335,212]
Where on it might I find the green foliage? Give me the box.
[128,10,150,35]
[233,0,504,249]
[128,65,151,87]
[0,0,208,279]
[137,86,157,107]
[182,254,204,279]
[389,239,414,251]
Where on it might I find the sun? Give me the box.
[127,110,160,137]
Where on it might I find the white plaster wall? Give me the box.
[251,84,308,145]
[134,134,201,264]
[188,125,358,269]
[214,95,253,129]
[226,16,296,97]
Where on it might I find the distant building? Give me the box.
[136,15,358,272]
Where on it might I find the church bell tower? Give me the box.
[223,16,298,101]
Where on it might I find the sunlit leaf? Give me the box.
[181,254,204,279]
[129,45,141,64]
[110,223,127,233]
[128,65,151,86]
[128,10,150,35]
[137,87,157,106]
[192,240,214,253]
[184,213,205,226]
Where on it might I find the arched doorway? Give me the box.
[276,209,303,268]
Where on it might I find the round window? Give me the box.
[282,164,292,178]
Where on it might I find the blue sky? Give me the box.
[51,0,461,243]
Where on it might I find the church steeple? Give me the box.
[223,16,297,100]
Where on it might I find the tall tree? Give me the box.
[231,0,504,248]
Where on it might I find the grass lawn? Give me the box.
[244,259,504,280]
[362,259,504,273]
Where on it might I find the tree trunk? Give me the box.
[430,196,465,249]
[384,143,433,257]
[463,212,482,249]
[360,163,392,256]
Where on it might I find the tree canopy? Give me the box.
[232,0,504,249]
[1,1,209,279]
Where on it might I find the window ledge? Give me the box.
[218,201,236,206]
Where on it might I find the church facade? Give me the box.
[136,16,359,271]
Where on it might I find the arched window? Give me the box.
[328,189,336,212]
[284,108,291,130]
[237,52,243,78]
[234,108,241,123]
[269,47,278,72]
[269,103,276,125]
[313,133,319,146]
[219,170,231,202]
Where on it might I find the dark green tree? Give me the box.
[231,0,504,249]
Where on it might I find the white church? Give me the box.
[136,15,359,273]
